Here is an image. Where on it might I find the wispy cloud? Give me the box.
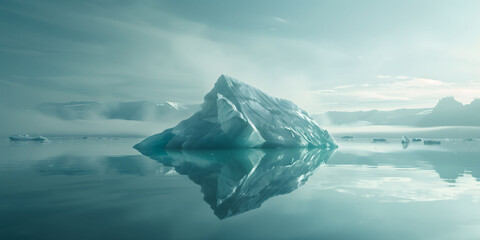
[272,17,288,23]
[311,75,480,111]
[381,76,453,88]
[333,84,356,89]
[376,75,392,79]
[337,91,411,101]
[394,75,410,80]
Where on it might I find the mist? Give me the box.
[0,106,176,138]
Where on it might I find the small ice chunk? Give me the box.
[401,136,411,149]
[424,140,441,145]
[401,136,410,144]
[9,134,49,142]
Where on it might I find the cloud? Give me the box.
[1,1,358,113]
[333,84,356,89]
[272,17,288,23]
[395,75,410,79]
[312,75,480,111]
[376,75,392,79]
[377,75,452,85]
[339,91,411,101]
[386,76,453,88]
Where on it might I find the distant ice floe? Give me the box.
[424,140,441,145]
[9,134,49,142]
[401,136,411,149]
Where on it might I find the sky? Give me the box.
[1,0,480,114]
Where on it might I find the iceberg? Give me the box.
[401,136,410,144]
[9,134,49,142]
[341,136,354,140]
[401,136,410,149]
[135,75,336,151]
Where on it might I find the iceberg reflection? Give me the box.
[139,148,335,219]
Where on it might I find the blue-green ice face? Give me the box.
[1,0,480,113]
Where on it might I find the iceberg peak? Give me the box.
[134,75,336,151]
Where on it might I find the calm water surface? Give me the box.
[1,137,479,240]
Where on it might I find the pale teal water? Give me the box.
[1,137,480,240]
